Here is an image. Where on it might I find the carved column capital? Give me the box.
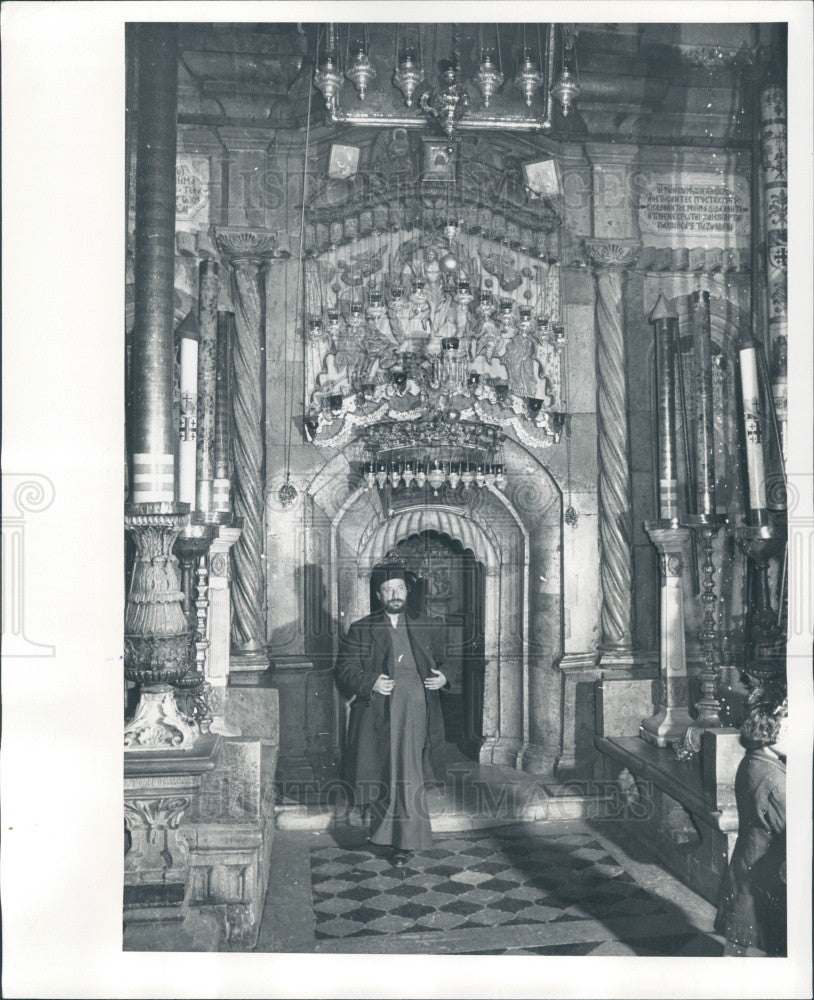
[584,237,641,271]
[215,227,290,263]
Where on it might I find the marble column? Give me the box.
[640,524,695,746]
[215,228,279,661]
[584,237,641,662]
[124,24,203,751]
[759,78,787,461]
[130,23,179,504]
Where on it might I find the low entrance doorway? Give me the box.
[369,530,486,759]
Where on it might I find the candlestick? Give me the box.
[692,290,716,517]
[738,340,768,524]
[649,294,679,524]
[212,312,232,513]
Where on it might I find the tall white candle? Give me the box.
[179,334,198,505]
[738,342,767,517]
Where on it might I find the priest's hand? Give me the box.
[424,668,447,691]
[373,674,395,695]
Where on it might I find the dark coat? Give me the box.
[335,609,449,803]
[714,748,786,954]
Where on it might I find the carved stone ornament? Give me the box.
[124,683,199,749]
[124,796,191,840]
[584,237,642,271]
[215,228,289,261]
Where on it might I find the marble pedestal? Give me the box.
[640,524,694,746]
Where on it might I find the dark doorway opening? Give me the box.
[369,530,485,759]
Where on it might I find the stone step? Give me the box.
[274,789,615,832]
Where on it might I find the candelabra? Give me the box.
[420,60,470,137]
[685,513,727,727]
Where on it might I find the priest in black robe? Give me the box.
[336,563,449,866]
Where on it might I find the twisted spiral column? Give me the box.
[216,228,281,654]
[585,238,641,653]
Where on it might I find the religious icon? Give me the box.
[422,138,457,181]
[328,143,361,180]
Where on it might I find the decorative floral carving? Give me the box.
[584,237,642,271]
[124,632,193,686]
[124,797,191,840]
[210,552,228,578]
[215,228,285,260]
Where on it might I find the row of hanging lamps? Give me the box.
[363,458,506,493]
[393,24,424,108]
[314,23,579,127]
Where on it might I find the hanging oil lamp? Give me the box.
[363,461,376,491]
[393,48,424,108]
[514,49,543,107]
[314,51,342,111]
[346,42,375,101]
[493,463,507,491]
[476,291,496,320]
[428,460,447,495]
[415,462,427,489]
[460,463,474,490]
[455,279,473,307]
[551,65,579,117]
[375,463,389,490]
[366,289,386,322]
[348,302,364,330]
[402,462,415,488]
[474,48,503,108]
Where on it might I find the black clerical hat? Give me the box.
[371,562,416,592]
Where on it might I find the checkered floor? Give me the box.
[304,827,721,954]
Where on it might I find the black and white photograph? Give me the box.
[2,3,813,998]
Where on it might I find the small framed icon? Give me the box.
[422,138,457,181]
[523,157,561,198]
[328,143,361,179]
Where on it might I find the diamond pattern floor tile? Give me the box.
[306,828,718,954]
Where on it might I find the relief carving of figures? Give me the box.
[503,330,552,402]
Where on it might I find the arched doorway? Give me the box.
[369,530,486,757]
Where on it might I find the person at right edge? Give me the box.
[714,679,788,956]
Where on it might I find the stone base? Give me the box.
[479,736,523,768]
[124,691,281,952]
[640,705,695,747]
[518,742,557,777]
[124,738,279,952]
[267,656,341,785]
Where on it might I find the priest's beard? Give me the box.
[384,599,405,614]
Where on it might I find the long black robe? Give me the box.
[335,609,449,820]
